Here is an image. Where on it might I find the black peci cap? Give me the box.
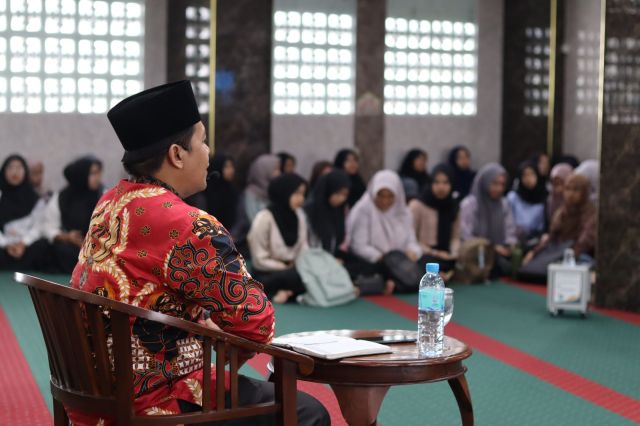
[108,80,201,163]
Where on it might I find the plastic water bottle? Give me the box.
[418,263,445,357]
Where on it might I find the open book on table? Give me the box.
[272,333,393,360]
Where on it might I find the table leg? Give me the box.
[330,384,390,426]
[448,374,473,426]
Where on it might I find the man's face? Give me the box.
[182,122,210,197]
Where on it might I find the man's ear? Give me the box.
[166,144,185,169]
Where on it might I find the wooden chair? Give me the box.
[14,273,314,426]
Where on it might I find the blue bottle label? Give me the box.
[419,288,445,311]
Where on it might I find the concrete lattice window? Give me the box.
[604,36,640,125]
[384,17,478,116]
[523,26,550,117]
[272,10,356,115]
[184,5,210,113]
[575,30,600,116]
[0,0,145,114]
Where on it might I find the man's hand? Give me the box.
[7,242,26,259]
[199,314,255,366]
[199,316,223,332]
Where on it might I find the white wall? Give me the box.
[271,0,504,178]
[561,0,600,162]
[384,0,504,172]
[271,116,354,180]
[0,0,168,191]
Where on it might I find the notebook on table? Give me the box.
[272,333,393,360]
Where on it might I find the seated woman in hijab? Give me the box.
[529,152,551,190]
[242,154,281,222]
[507,160,548,246]
[347,170,422,294]
[308,160,332,191]
[0,154,51,271]
[248,173,308,304]
[460,163,517,276]
[43,156,103,273]
[520,174,596,280]
[334,149,367,208]
[575,159,599,203]
[398,148,430,200]
[448,145,476,199]
[546,163,573,224]
[409,164,460,274]
[203,153,240,234]
[304,170,350,256]
[277,151,297,174]
[233,154,281,258]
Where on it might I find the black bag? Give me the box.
[382,250,423,292]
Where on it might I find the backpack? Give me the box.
[295,248,357,307]
[454,238,496,284]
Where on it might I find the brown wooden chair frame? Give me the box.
[14,273,314,426]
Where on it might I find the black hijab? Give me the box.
[267,173,306,247]
[277,152,296,173]
[204,154,239,230]
[552,154,580,169]
[515,160,548,204]
[0,154,39,231]
[333,149,366,208]
[448,146,475,199]
[304,170,350,253]
[58,156,103,234]
[420,164,459,251]
[399,149,430,191]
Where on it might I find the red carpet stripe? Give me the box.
[247,353,348,425]
[365,295,640,423]
[502,278,640,326]
[0,308,51,426]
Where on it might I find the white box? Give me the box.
[547,263,591,317]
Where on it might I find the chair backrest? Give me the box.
[14,272,313,426]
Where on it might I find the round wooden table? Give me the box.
[279,329,473,426]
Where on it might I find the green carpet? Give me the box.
[1,272,637,425]
[396,282,640,399]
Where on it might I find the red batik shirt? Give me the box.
[68,179,274,425]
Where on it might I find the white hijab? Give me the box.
[347,170,415,254]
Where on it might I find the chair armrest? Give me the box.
[14,273,315,375]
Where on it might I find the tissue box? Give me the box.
[547,263,591,317]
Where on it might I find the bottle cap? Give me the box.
[426,263,439,274]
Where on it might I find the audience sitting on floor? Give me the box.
[398,148,430,201]
[0,144,596,299]
[333,148,367,209]
[0,155,51,272]
[519,173,597,281]
[507,160,548,248]
[459,163,517,277]
[409,164,461,274]
[448,145,476,200]
[248,173,309,304]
